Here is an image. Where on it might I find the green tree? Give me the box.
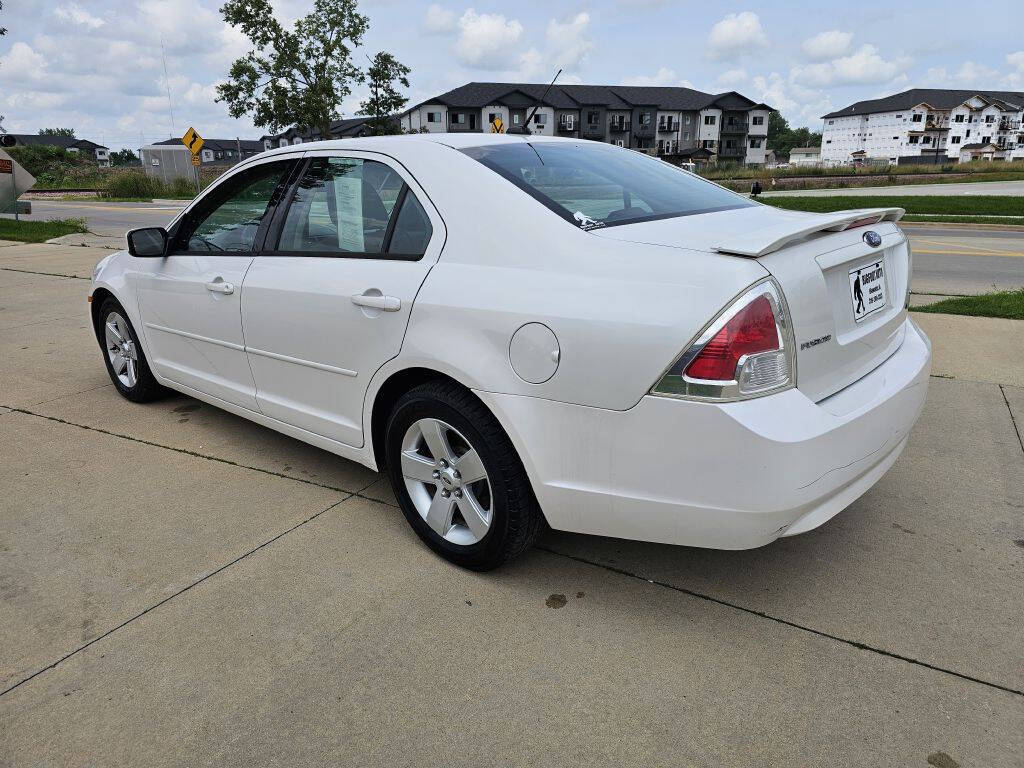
[215,0,369,141]
[39,127,76,137]
[356,52,410,136]
[766,111,821,159]
[110,148,140,167]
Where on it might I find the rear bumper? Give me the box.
[476,317,931,549]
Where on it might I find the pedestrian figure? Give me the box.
[853,271,865,313]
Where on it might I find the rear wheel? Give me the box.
[97,297,167,403]
[385,381,542,570]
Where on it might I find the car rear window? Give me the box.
[462,142,753,230]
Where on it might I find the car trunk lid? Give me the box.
[592,205,912,402]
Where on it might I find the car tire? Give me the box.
[97,297,168,403]
[385,380,542,571]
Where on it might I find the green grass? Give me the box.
[702,159,1024,181]
[911,290,1024,320]
[58,195,153,203]
[0,217,89,243]
[901,214,1024,225]
[760,195,1024,217]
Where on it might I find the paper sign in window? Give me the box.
[332,159,364,252]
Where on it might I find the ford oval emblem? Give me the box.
[863,230,882,248]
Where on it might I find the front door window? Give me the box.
[175,162,293,252]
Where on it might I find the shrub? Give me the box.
[99,171,164,199]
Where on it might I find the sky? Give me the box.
[1,0,1023,151]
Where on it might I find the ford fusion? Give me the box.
[89,134,930,570]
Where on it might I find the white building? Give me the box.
[789,146,821,166]
[821,89,1024,165]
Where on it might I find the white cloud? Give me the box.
[707,12,767,60]
[752,72,833,126]
[54,2,105,29]
[0,42,49,85]
[516,48,546,80]
[792,44,909,86]
[621,67,693,88]
[923,61,998,87]
[717,68,748,87]
[454,9,523,68]
[423,4,457,34]
[1005,52,1024,89]
[802,30,853,61]
[546,13,593,71]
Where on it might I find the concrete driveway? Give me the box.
[1,244,1022,767]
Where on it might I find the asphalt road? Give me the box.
[0,242,1022,765]
[904,225,1024,294]
[9,201,1024,296]
[762,178,1024,197]
[17,199,186,233]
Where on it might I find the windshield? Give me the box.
[462,142,753,230]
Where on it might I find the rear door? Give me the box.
[136,158,297,409]
[240,150,444,447]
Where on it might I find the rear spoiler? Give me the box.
[712,207,905,258]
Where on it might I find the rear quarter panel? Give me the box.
[402,212,768,410]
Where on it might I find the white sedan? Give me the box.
[90,134,930,570]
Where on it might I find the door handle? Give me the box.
[205,280,234,295]
[351,292,401,312]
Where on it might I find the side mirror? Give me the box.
[126,227,168,258]
[0,135,16,148]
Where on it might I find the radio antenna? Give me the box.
[161,35,175,135]
[520,69,562,135]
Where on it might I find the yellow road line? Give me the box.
[911,247,1024,258]
[913,237,1023,255]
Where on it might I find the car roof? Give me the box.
[251,132,580,161]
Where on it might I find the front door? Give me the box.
[241,151,443,447]
[136,158,296,409]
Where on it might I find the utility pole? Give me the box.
[236,136,241,165]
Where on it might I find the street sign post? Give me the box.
[182,126,204,156]
[183,127,204,194]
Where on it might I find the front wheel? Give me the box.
[97,297,168,402]
[384,381,542,570]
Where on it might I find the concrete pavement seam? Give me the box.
[1,404,365,496]
[537,546,1024,699]
[0,495,353,699]
[0,266,89,281]
[999,385,1024,457]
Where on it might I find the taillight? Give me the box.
[651,278,795,401]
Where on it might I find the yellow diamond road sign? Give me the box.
[182,126,204,156]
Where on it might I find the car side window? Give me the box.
[276,157,404,254]
[176,161,293,253]
[388,190,433,257]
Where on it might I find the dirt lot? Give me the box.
[1,243,1022,767]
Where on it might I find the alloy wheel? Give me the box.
[400,417,493,545]
[104,311,138,389]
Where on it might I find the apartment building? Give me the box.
[152,137,264,165]
[821,89,1024,165]
[3,134,110,166]
[400,82,773,165]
